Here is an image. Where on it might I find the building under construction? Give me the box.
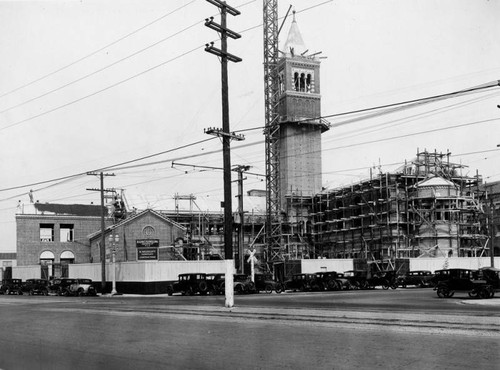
[309,150,489,265]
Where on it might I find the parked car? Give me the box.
[68,279,97,296]
[343,270,370,289]
[367,271,398,290]
[478,267,500,297]
[21,279,49,295]
[48,278,78,296]
[253,273,283,294]
[398,270,434,288]
[314,271,351,291]
[0,279,23,295]
[206,273,225,295]
[434,268,493,299]
[233,274,256,294]
[167,273,209,296]
[284,273,318,292]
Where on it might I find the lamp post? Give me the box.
[108,233,119,295]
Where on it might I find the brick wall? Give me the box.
[16,214,110,266]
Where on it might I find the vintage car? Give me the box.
[314,271,352,291]
[398,270,434,288]
[253,273,283,294]
[367,271,398,290]
[343,270,370,289]
[48,278,78,296]
[67,278,97,296]
[21,279,49,295]
[167,273,209,296]
[478,267,500,296]
[434,268,493,299]
[0,279,23,295]
[233,274,257,294]
[206,273,225,295]
[284,273,319,292]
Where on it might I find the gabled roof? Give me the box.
[88,209,186,241]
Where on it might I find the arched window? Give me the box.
[40,251,55,265]
[299,73,306,92]
[294,72,300,91]
[306,74,312,92]
[60,251,75,264]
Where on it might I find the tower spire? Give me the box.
[283,10,307,57]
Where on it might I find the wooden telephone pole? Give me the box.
[87,172,115,293]
[204,0,242,308]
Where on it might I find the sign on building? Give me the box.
[136,239,159,261]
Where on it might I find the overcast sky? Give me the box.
[1,0,499,252]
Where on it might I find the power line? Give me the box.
[0,0,328,133]
[0,45,202,132]
[0,136,217,194]
[0,21,201,116]
[0,1,197,100]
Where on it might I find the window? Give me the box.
[60,224,74,242]
[40,224,54,242]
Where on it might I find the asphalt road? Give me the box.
[0,289,498,370]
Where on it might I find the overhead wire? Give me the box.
[0,1,198,100]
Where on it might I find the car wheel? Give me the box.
[437,287,448,298]
[478,288,490,299]
[265,284,273,294]
[235,284,244,294]
[78,288,85,297]
[167,286,174,296]
[275,283,283,294]
[198,281,208,294]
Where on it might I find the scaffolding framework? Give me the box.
[311,151,488,265]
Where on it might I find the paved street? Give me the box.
[0,289,498,369]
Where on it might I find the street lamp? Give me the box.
[108,233,119,295]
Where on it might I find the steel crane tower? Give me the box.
[263,0,282,262]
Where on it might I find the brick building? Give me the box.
[16,203,110,278]
[88,209,186,263]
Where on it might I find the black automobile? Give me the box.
[398,270,434,288]
[478,267,500,296]
[0,279,23,295]
[284,273,318,292]
[21,279,49,295]
[48,278,78,296]
[434,268,493,299]
[167,273,209,296]
[367,271,398,290]
[233,274,257,294]
[254,273,283,294]
[206,273,225,295]
[343,270,370,289]
[314,271,352,291]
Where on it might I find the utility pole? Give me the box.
[490,197,495,267]
[234,165,250,273]
[87,172,115,293]
[204,0,242,308]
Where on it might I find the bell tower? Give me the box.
[277,12,329,222]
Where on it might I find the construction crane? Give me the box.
[262,1,293,265]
